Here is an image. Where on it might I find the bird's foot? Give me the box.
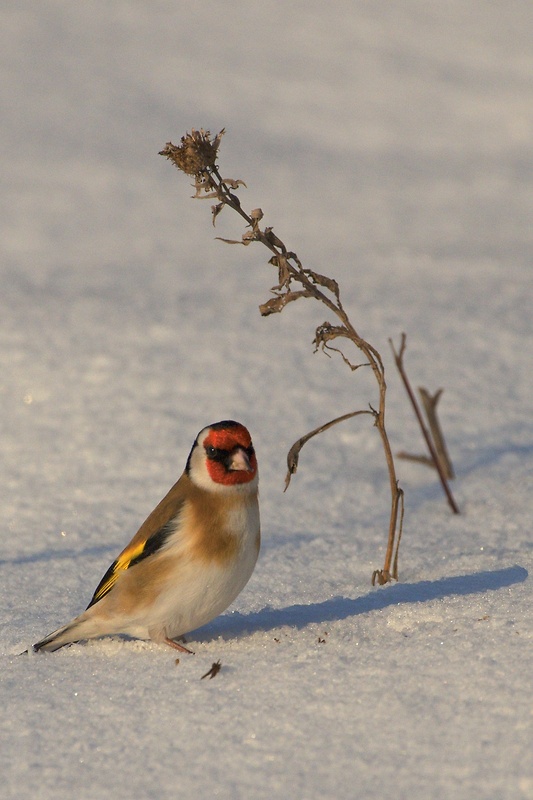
[164,636,195,654]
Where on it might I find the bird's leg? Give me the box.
[164,637,195,654]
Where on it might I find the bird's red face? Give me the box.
[202,422,258,486]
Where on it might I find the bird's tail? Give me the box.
[33,611,102,652]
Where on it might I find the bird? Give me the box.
[33,420,260,653]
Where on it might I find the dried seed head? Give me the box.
[159,128,225,176]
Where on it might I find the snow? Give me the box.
[1,2,532,798]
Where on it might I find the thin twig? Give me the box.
[397,452,435,468]
[390,334,459,514]
[285,410,374,490]
[418,387,455,480]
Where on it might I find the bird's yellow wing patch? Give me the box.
[86,523,176,609]
[86,543,143,608]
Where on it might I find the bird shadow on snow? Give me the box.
[196,565,528,643]
[0,544,114,567]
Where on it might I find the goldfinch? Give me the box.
[33,420,260,653]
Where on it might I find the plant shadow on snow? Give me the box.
[196,565,528,642]
[458,441,533,477]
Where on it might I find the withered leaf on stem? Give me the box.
[259,290,313,316]
[211,203,225,225]
[312,322,368,369]
[263,227,287,252]
[271,255,292,291]
[306,270,340,299]
[194,188,219,199]
[215,237,243,245]
[223,178,247,190]
[215,229,259,246]
[192,173,218,199]
[322,343,369,371]
[313,322,350,347]
[242,230,258,244]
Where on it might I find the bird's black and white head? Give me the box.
[186,420,258,494]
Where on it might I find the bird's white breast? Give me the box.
[136,493,260,642]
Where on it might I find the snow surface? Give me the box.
[1,2,532,798]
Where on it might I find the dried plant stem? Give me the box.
[397,388,455,482]
[210,168,404,580]
[243,213,399,577]
[396,452,434,468]
[160,130,405,584]
[390,334,459,514]
[418,388,455,480]
[285,410,374,490]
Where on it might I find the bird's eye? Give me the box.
[205,445,217,459]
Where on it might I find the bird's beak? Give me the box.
[228,447,253,472]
